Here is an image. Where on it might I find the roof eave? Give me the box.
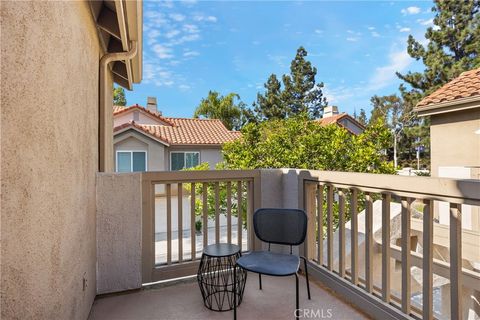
[414,96,480,117]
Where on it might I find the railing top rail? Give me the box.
[141,169,261,183]
[299,170,480,205]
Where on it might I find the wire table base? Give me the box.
[197,244,247,312]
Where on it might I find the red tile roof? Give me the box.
[316,113,365,134]
[113,104,177,126]
[416,68,480,108]
[114,118,241,146]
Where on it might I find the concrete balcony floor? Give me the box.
[89,274,370,320]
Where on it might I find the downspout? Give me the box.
[98,41,138,172]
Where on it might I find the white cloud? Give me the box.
[183,50,199,57]
[401,6,421,15]
[367,26,375,31]
[193,15,217,22]
[152,44,174,59]
[314,29,323,34]
[399,27,411,32]
[183,24,199,34]
[371,31,380,37]
[169,13,185,22]
[346,37,359,42]
[418,18,434,26]
[164,29,180,39]
[159,0,174,9]
[178,84,191,90]
[368,48,412,90]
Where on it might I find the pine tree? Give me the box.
[253,74,286,120]
[254,47,327,120]
[397,0,480,103]
[395,0,479,169]
[282,47,327,118]
[357,109,368,126]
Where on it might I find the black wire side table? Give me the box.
[197,243,247,311]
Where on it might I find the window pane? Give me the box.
[171,153,185,171]
[117,152,131,172]
[185,152,199,168]
[132,152,146,172]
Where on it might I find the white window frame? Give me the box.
[170,151,200,171]
[115,150,148,172]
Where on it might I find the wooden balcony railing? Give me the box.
[300,170,480,320]
[141,170,260,283]
[136,169,480,320]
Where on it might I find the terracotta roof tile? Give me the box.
[316,113,365,134]
[113,104,176,126]
[416,68,480,108]
[114,119,241,145]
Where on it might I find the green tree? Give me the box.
[395,1,479,168]
[113,87,127,106]
[221,115,394,174]
[253,74,285,120]
[193,91,249,130]
[397,0,480,98]
[356,108,368,126]
[255,47,328,120]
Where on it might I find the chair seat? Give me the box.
[236,251,300,276]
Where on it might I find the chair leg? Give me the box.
[302,257,311,300]
[295,273,299,320]
[258,273,262,290]
[234,265,237,320]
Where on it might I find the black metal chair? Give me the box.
[233,208,311,320]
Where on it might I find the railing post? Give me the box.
[141,177,154,283]
[304,182,317,261]
[190,183,196,261]
[401,197,412,314]
[166,184,172,265]
[202,182,208,247]
[382,193,391,303]
[350,188,358,285]
[178,183,183,263]
[338,189,346,278]
[450,203,462,320]
[317,184,324,266]
[422,200,433,320]
[326,185,334,271]
[365,192,373,293]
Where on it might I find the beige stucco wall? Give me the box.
[114,131,166,171]
[96,173,143,294]
[1,2,101,319]
[430,108,480,178]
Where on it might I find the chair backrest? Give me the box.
[253,208,308,246]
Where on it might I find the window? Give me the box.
[116,151,147,172]
[170,152,199,171]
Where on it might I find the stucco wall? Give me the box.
[430,108,480,177]
[96,173,143,294]
[1,2,100,319]
[114,130,166,171]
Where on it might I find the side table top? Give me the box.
[203,243,240,257]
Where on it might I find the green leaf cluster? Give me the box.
[221,114,395,174]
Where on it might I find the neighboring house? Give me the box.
[413,68,480,317]
[414,67,480,231]
[317,106,365,135]
[113,98,241,172]
[414,67,480,181]
[2,1,142,319]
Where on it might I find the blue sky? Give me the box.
[126,0,435,118]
